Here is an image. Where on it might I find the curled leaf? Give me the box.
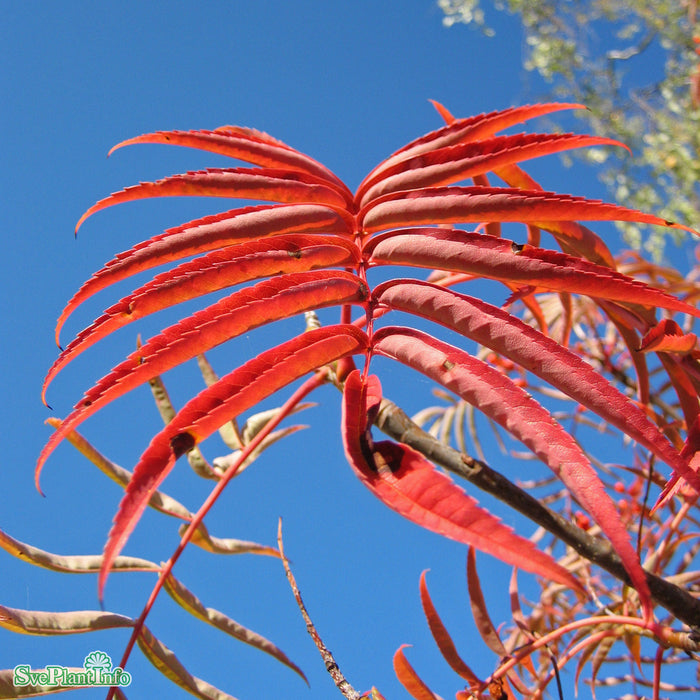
[639,319,698,354]
[342,370,581,591]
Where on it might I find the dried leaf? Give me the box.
[162,574,306,682]
[0,667,91,697]
[136,626,238,700]
[0,606,133,635]
[0,528,158,575]
[44,418,192,521]
[179,523,279,557]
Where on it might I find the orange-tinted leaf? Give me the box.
[61,204,353,343]
[428,99,456,125]
[392,646,440,700]
[76,167,350,232]
[38,271,367,485]
[99,325,368,599]
[624,628,643,671]
[639,319,698,354]
[466,548,507,656]
[493,162,616,267]
[419,570,481,685]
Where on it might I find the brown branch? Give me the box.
[374,396,700,631]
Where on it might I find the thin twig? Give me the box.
[277,518,361,700]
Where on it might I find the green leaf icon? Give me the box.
[84,650,112,672]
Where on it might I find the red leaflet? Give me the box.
[465,548,507,657]
[43,104,700,650]
[362,103,586,189]
[371,328,651,611]
[392,646,440,700]
[493,162,616,267]
[357,133,624,205]
[639,319,698,354]
[99,325,369,598]
[341,370,582,590]
[360,186,694,234]
[373,280,693,478]
[75,167,351,232]
[44,235,359,402]
[418,570,480,685]
[61,203,353,343]
[366,229,700,318]
[108,128,349,194]
[38,271,368,488]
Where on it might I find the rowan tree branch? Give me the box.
[373,395,700,631]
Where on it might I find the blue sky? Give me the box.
[1,2,682,699]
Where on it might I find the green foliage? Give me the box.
[439,0,700,258]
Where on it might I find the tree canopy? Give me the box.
[440,0,700,257]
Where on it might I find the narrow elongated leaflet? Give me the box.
[366,229,700,318]
[374,280,695,484]
[100,325,368,598]
[361,103,585,188]
[62,203,353,343]
[418,570,480,684]
[76,167,350,232]
[493,162,616,266]
[392,645,440,700]
[44,235,358,402]
[38,271,367,488]
[109,127,349,194]
[357,133,623,205]
[360,186,695,234]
